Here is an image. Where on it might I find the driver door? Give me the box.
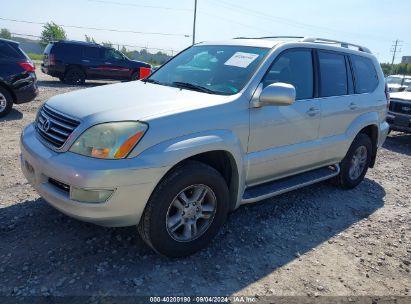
[247,48,322,186]
[100,48,132,80]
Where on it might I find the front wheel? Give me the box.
[130,71,140,81]
[64,68,86,85]
[138,161,229,257]
[334,133,372,189]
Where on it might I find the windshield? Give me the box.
[147,45,269,95]
[404,78,411,87]
[386,76,403,85]
[406,85,411,92]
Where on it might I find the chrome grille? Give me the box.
[35,105,80,149]
[389,99,411,115]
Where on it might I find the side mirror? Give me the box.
[257,83,296,107]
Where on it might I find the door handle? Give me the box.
[82,59,90,63]
[349,102,358,110]
[307,107,320,116]
[104,62,112,65]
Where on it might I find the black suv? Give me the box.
[0,38,38,118]
[41,41,151,84]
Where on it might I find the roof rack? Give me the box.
[301,37,371,53]
[233,36,372,53]
[234,36,304,40]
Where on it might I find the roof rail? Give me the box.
[301,37,371,53]
[234,36,304,40]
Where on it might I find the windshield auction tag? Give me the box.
[224,52,259,68]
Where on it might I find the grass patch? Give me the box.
[27,53,43,61]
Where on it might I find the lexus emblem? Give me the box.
[42,118,51,132]
[402,106,411,112]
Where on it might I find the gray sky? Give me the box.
[2,0,410,62]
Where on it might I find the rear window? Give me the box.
[351,55,379,93]
[318,51,348,97]
[0,42,26,60]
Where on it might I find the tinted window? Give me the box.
[263,49,313,100]
[351,55,378,93]
[105,49,123,60]
[318,51,348,97]
[52,44,82,59]
[0,42,25,59]
[84,47,102,59]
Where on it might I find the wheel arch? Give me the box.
[136,131,246,211]
[0,82,16,103]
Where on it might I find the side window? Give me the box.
[262,49,313,100]
[105,49,123,61]
[84,47,101,59]
[351,55,379,93]
[318,51,348,97]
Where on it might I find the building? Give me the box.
[402,56,411,64]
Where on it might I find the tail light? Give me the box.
[50,53,56,66]
[18,61,36,72]
[384,83,390,109]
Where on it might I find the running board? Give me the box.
[242,164,340,204]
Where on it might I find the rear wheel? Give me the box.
[64,67,86,85]
[0,87,13,118]
[334,133,372,189]
[138,161,229,257]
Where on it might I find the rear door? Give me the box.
[82,46,105,79]
[316,51,376,163]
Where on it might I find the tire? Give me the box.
[138,160,229,257]
[334,133,372,189]
[64,67,86,85]
[58,76,65,82]
[0,87,13,118]
[131,71,140,81]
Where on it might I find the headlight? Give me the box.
[70,122,148,159]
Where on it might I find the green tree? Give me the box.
[0,28,12,40]
[40,22,66,46]
[120,46,133,58]
[85,35,96,43]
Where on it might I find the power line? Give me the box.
[207,0,389,41]
[87,0,192,11]
[0,17,190,37]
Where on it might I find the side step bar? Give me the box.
[242,164,340,204]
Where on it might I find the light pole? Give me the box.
[192,0,197,45]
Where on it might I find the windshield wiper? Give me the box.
[172,81,215,94]
[144,78,162,85]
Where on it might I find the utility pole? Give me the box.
[390,39,402,74]
[192,0,197,45]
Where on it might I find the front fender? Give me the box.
[131,130,246,209]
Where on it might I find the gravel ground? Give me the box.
[0,70,410,298]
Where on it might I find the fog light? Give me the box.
[70,187,114,203]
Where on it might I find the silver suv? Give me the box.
[20,37,390,257]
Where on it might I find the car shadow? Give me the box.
[36,80,114,89]
[0,178,385,296]
[0,109,23,122]
[383,132,411,156]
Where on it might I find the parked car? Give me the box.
[41,40,151,84]
[386,74,411,92]
[387,84,411,133]
[21,36,389,257]
[0,38,38,118]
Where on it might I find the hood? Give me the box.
[390,91,411,101]
[45,81,230,123]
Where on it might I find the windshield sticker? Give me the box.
[224,52,259,68]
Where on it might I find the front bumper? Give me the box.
[20,124,169,227]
